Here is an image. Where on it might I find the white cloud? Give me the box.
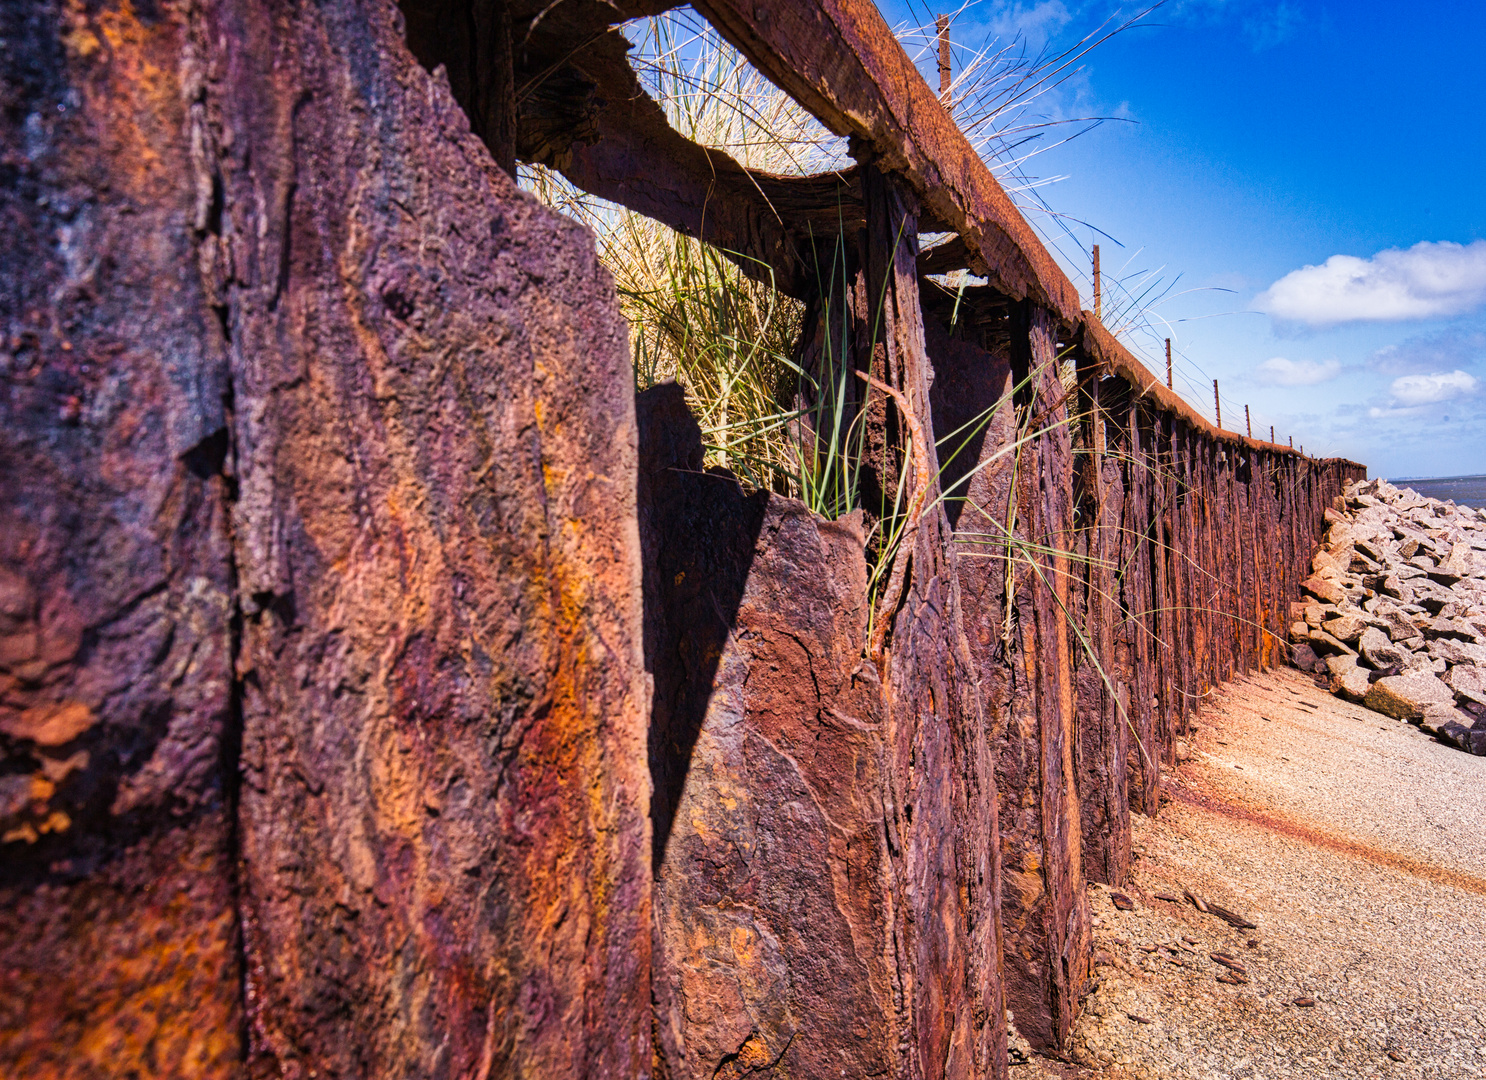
[981,1,1074,47]
[1366,369,1480,417]
[1255,240,1486,326]
[1388,369,1479,406]
[1254,356,1341,386]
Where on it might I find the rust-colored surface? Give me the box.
[1149,414,1176,766]
[988,304,1090,1054]
[1115,400,1155,817]
[927,290,1092,1058]
[866,166,1006,1080]
[929,283,1357,1059]
[1070,365,1131,887]
[0,827,242,1077]
[639,385,897,1080]
[195,0,653,1071]
[0,0,1369,1073]
[0,0,243,1072]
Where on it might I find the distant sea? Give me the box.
[1390,474,1486,508]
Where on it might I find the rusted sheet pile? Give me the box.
[0,0,1362,1077]
[2,0,651,1073]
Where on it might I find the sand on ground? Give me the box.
[1022,666,1486,1080]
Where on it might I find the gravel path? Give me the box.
[1021,666,1486,1079]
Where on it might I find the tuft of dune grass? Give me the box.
[521,5,1156,505]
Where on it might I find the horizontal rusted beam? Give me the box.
[917,234,987,278]
[405,0,868,297]
[529,25,861,297]
[692,0,1083,320]
[481,0,1360,469]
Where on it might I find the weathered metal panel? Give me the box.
[639,386,897,1080]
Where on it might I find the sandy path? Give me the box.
[1023,666,1486,1079]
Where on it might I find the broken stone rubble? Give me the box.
[1289,478,1486,755]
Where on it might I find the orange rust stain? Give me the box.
[2,700,95,746]
[1,836,241,1078]
[1171,785,1486,899]
[70,905,241,1072]
[75,0,183,198]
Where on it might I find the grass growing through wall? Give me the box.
[521,13,844,495]
[521,6,1138,503]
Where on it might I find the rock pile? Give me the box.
[1289,479,1486,755]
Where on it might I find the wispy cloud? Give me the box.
[980,0,1076,47]
[1163,0,1305,51]
[1241,0,1302,49]
[1369,328,1486,376]
[1254,356,1341,386]
[1367,369,1480,417]
[1255,240,1486,326]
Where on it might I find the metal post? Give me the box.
[1213,379,1221,429]
[1093,244,1101,319]
[936,16,952,111]
[1289,436,1293,448]
[1165,338,1172,389]
[1245,404,1251,437]
[1270,425,1275,443]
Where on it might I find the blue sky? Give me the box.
[878,0,1486,478]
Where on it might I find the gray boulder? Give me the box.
[1321,614,1368,644]
[1363,671,1456,721]
[1427,638,1486,667]
[1380,576,1416,605]
[1290,642,1322,672]
[1428,543,1477,586]
[1303,575,1350,607]
[1420,704,1473,738]
[1303,602,1334,628]
[1313,548,1349,575]
[1444,664,1486,708]
[1418,590,1454,615]
[1423,616,1474,641]
[1369,601,1422,642]
[1437,719,1486,754]
[1326,655,1372,702]
[1309,628,1357,657]
[1358,626,1409,670]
